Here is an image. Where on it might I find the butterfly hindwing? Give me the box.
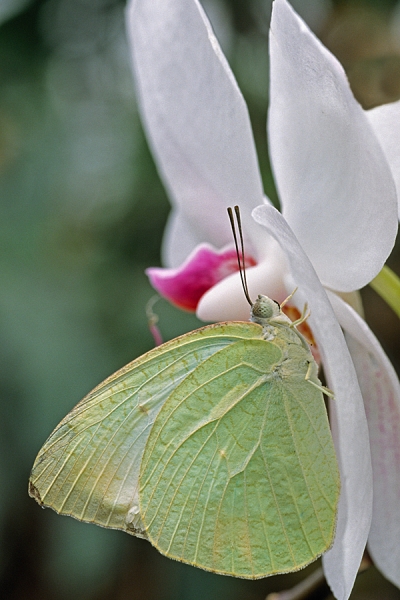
[139,324,339,578]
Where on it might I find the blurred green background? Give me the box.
[1,0,400,598]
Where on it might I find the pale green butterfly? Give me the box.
[29,207,339,579]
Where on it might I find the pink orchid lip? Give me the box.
[146,243,257,312]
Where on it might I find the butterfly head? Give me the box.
[250,294,281,326]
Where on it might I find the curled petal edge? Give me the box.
[327,291,400,589]
[252,203,372,600]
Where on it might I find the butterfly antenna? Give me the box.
[227,206,253,306]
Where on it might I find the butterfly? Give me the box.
[29,207,339,579]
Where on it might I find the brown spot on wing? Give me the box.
[28,481,43,505]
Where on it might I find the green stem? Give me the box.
[265,567,326,600]
[370,265,400,319]
[265,556,372,600]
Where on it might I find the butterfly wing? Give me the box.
[29,322,261,537]
[139,330,340,577]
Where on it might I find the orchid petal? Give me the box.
[147,243,256,312]
[161,205,264,270]
[126,0,264,253]
[367,100,400,219]
[252,203,372,600]
[161,209,204,269]
[328,292,400,589]
[268,0,397,292]
[197,237,289,321]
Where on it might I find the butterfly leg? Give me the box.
[290,303,311,328]
[305,361,334,398]
[280,287,298,308]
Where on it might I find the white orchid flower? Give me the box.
[367,100,400,220]
[126,0,399,599]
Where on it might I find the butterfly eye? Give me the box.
[252,294,276,320]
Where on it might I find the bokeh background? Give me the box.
[1,0,400,598]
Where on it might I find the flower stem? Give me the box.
[370,265,400,319]
[265,567,327,600]
[265,556,372,600]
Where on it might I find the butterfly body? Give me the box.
[29,296,340,579]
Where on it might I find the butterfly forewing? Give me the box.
[139,325,340,578]
[29,322,260,537]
